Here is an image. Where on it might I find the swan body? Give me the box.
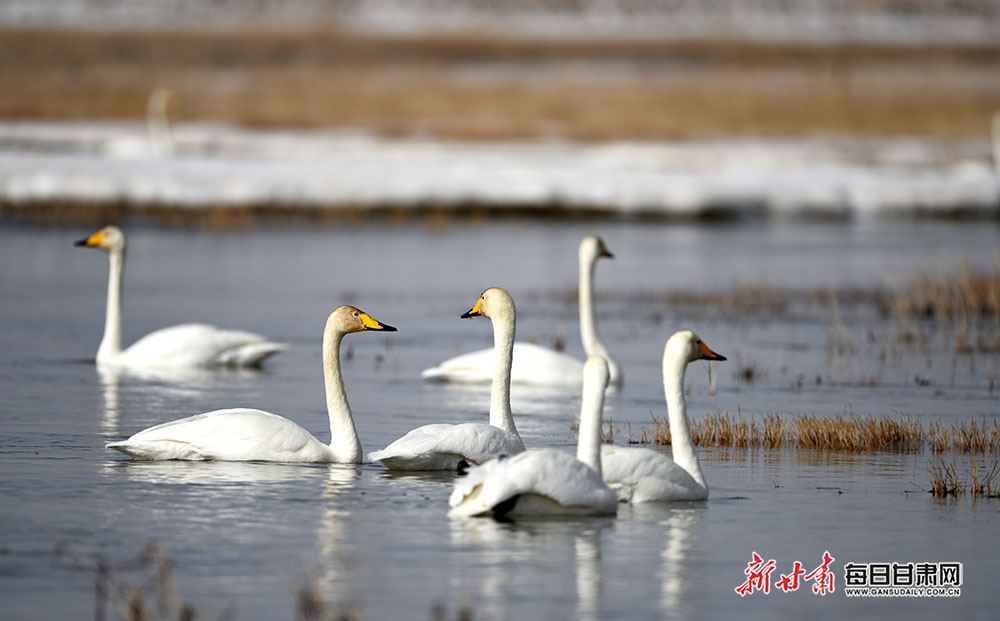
[421,342,584,386]
[106,305,396,463]
[369,287,524,470]
[421,236,622,387]
[600,330,725,502]
[76,225,285,369]
[448,356,618,519]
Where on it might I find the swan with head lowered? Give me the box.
[421,236,621,387]
[448,356,618,519]
[600,330,725,502]
[75,225,284,369]
[368,287,525,470]
[106,305,395,462]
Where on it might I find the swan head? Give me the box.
[667,330,726,365]
[74,225,125,254]
[460,287,515,321]
[328,305,397,335]
[579,236,614,263]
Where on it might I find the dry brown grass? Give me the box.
[928,458,1000,499]
[890,267,1000,323]
[928,418,1000,453]
[54,540,206,621]
[2,28,999,141]
[634,411,998,454]
[792,412,925,452]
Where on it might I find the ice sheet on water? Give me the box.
[0,120,996,218]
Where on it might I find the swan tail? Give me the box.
[105,440,209,461]
[217,341,286,368]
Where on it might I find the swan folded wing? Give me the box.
[422,343,583,386]
[448,449,617,518]
[600,446,707,502]
[106,408,325,462]
[119,323,285,368]
[368,423,524,469]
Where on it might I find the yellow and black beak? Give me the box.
[699,341,726,361]
[460,297,484,319]
[360,313,397,332]
[74,230,103,247]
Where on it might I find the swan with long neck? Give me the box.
[600,330,725,502]
[448,356,618,519]
[75,225,285,368]
[421,236,621,387]
[368,287,524,470]
[106,305,395,462]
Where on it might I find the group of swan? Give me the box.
[421,236,622,387]
[87,226,726,517]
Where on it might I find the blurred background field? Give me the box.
[1,0,999,220]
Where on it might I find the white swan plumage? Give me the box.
[369,287,525,470]
[421,236,621,387]
[76,225,285,369]
[601,330,725,502]
[106,305,396,462]
[448,356,618,519]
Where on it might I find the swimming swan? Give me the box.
[76,225,285,369]
[368,287,525,470]
[448,356,618,519]
[421,236,621,387]
[601,330,725,502]
[105,305,396,462]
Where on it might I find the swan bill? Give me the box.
[360,313,397,332]
[75,231,105,247]
[698,340,726,361]
[460,296,484,319]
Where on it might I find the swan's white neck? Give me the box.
[663,354,707,491]
[323,328,363,463]
[97,246,125,363]
[489,309,520,439]
[576,371,607,476]
[579,251,620,383]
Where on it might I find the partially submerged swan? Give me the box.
[106,305,395,462]
[368,287,525,470]
[421,236,621,387]
[448,356,618,519]
[601,330,725,502]
[76,225,285,369]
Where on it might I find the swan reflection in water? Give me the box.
[449,516,615,620]
[95,363,271,437]
[620,502,708,614]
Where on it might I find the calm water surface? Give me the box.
[0,220,998,619]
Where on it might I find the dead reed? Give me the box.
[928,458,1000,499]
[53,540,204,621]
[634,411,995,454]
[57,541,474,621]
[928,418,1000,453]
[891,267,1000,323]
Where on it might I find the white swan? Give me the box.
[75,225,285,369]
[421,236,621,387]
[448,356,618,519]
[368,287,525,470]
[600,330,725,502]
[106,305,396,462]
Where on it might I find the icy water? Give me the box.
[0,220,998,619]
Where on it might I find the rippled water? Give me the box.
[0,220,997,619]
